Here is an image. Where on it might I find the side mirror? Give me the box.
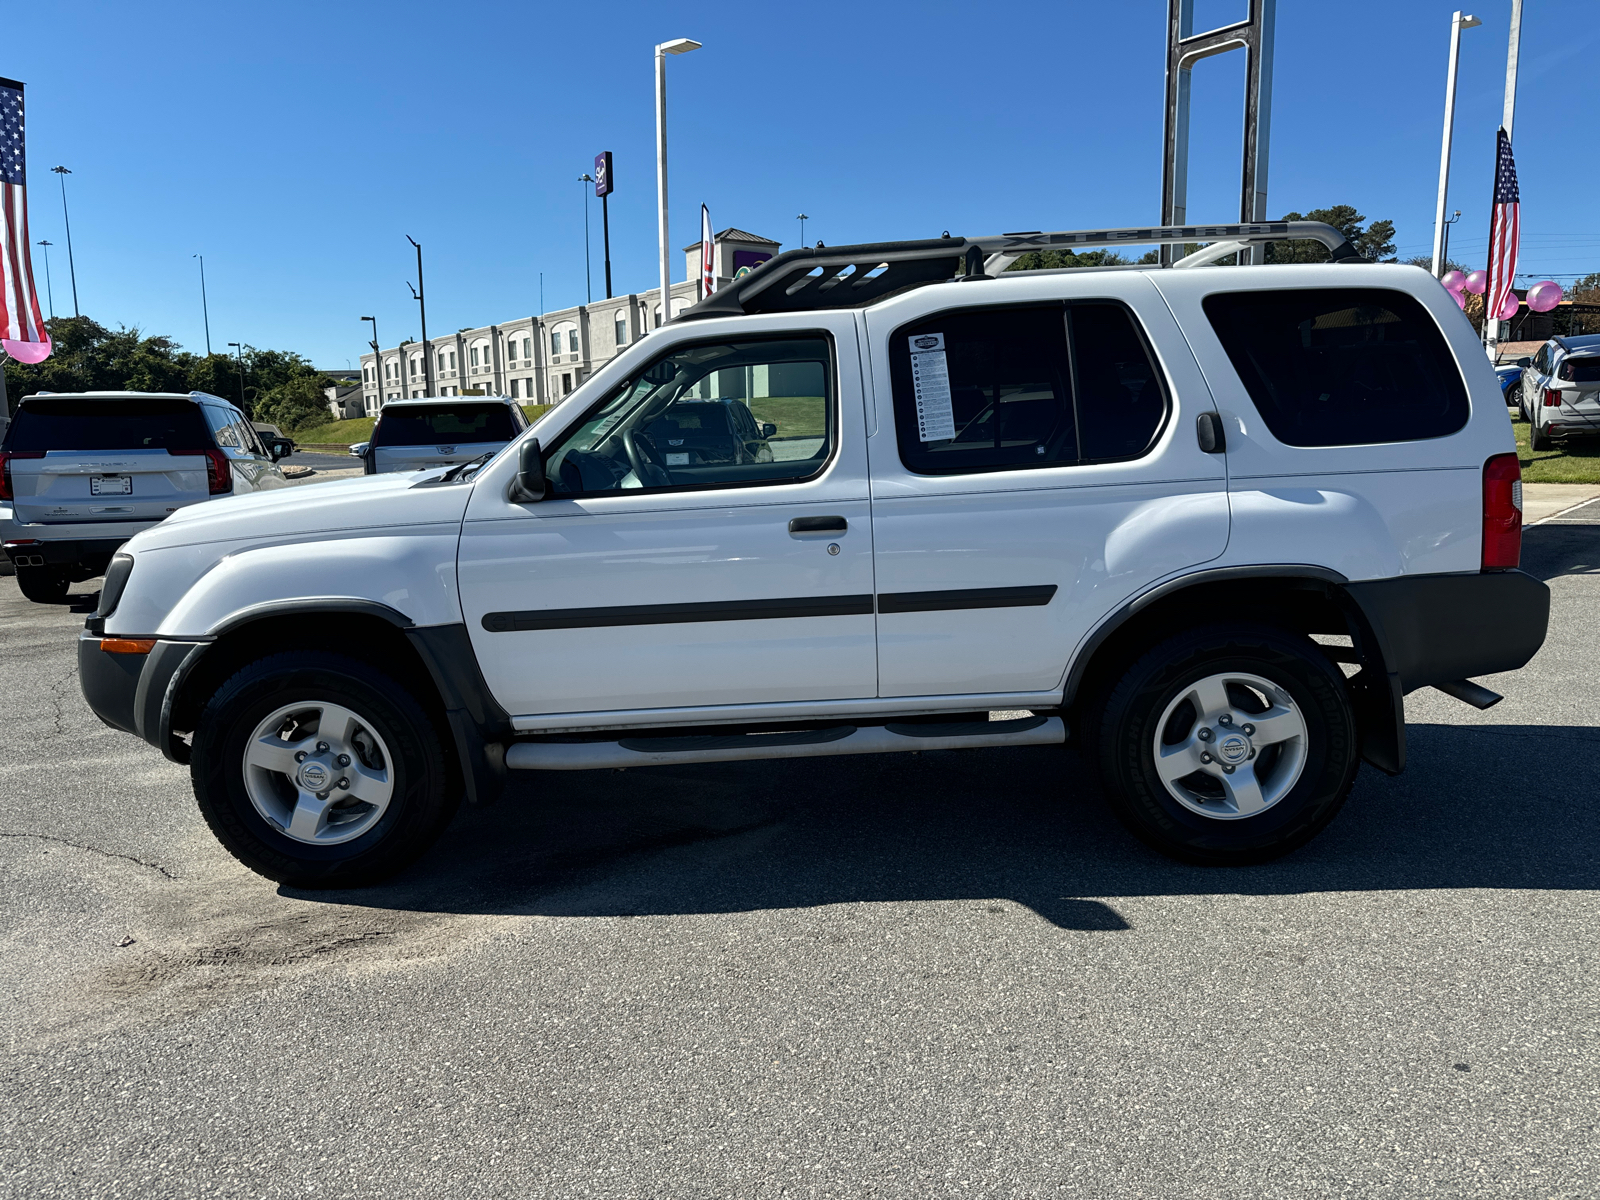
[509,438,546,504]
[761,422,778,438]
[1517,357,1532,368]
[268,438,291,461]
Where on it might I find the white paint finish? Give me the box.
[132,530,466,638]
[460,311,878,717]
[862,270,1229,697]
[1223,471,1481,581]
[510,690,1065,734]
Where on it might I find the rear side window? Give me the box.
[2,398,211,452]
[1202,288,1469,447]
[371,404,518,447]
[1559,357,1600,383]
[888,302,1167,474]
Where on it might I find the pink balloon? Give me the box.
[1,336,51,364]
[1441,269,1466,292]
[1451,288,1468,310]
[1464,270,1489,295]
[1527,280,1564,313]
[1496,293,1521,320]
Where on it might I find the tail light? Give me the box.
[169,447,233,494]
[1482,452,1522,571]
[1543,387,1562,408]
[0,451,45,502]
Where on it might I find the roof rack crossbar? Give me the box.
[675,221,1358,323]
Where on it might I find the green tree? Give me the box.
[1267,205,1397,263]
[254,374,334,432]
[1006,248,1134,272]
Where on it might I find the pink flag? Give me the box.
[0,76,52,363]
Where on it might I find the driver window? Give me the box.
[544,336,833,496]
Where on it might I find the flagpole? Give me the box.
[1502,0,1523,141]
[1430,12,1479,279]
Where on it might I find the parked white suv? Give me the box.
[2,391,288,603]
[358,395,528,474]
[76,223,1549,887]
[1519,333,1600,450]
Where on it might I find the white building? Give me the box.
[357,229,780,415]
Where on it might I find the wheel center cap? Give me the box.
[297,760,331,792]
[1217,734,1251,764]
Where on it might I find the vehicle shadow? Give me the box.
[1523,522,1600,581]
[297,719,1600,930]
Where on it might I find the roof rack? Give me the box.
[676,221,1359,322]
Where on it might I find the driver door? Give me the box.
[457,316,877,721]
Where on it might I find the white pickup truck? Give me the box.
[76,222,1549,887]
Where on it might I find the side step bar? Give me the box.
[505,715,1066,771]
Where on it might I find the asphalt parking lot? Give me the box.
[3,515,1597,1199]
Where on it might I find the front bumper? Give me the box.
[78,632,207,757]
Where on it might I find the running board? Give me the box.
[504,715,1065,771]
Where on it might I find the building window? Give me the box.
[615,313,627,346]
[567,329,579,354]
[562,373,572,395]
[409,358,417,378]
[470,346,480,367]
[507,339,518,362]
[551,331,561,356]
[522,337,531,360]
[449,351,457,371]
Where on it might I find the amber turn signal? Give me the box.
[100,638,156,655]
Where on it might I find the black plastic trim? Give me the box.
[4,536,129,569]
[483,594,875,633]
[207,598,414,636]
[877,585,1058,614]
[405,624,515,806]
[77,632,143,736]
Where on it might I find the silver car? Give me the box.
[359,396,528,475]
[1521,333,1600,451]
[1,390,289,603]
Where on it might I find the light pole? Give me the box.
[578,173,595,303]
[226,342,247,413]
[1441,210,1461,272]
[655,37,701,330]
[51,166,79,316]
[35,241,54,319]
[405,236,432,396]
[796,213,808,248]
[193,255,211,356]
[1430,11,1481,278]
[361,316,380,409]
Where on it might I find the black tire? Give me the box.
[1092,623,1359,865]
[15,565,70,604]
[190,651,458,887]
[1530,420,1551,451]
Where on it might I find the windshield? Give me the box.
[2,398,212,452]
[371,404,517,447]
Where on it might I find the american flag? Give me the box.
[1,77,50,358]
[1485,126,1521,329]
[700,204,715,299]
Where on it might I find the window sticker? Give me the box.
[909,333,955,442]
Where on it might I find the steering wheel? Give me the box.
[621,429,672,487]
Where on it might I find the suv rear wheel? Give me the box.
[1094,624,1358,865]
[190,652,458,887]
[15,565,70,604]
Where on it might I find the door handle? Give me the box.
[1196,412,1227,454]
[789,515,848,534]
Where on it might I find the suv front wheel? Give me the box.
[1094,624,1359,865]
[191,652,459,887]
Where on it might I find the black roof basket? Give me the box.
[676,221,1360,323]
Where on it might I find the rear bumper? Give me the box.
[1346,569,1549,694]
[77,632,207,756]
[5,535,135,572]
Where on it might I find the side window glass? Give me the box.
[208,411,242,450]
[545,337,832,497]
[1070,303,1168,460]
[1202,288,1469,447]
[888,305,1077,474]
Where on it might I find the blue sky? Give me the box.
[7,0,1598,367]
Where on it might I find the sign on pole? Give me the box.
[594,152,613,197]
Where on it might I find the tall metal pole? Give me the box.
[193,254,211,355]
[362,316,379,410]
[578,174,594,304]
[1503,0,1523,141]
[602,192,612,299]
[797,213,808,247]
[227,342,247,412]
[406,236,431,396]
[655,39,701,331]
[51,167,79,317]
[36,241,54,319]
[1431,12,1480,279]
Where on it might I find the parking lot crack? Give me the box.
[0,831,177,879]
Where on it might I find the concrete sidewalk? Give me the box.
[1524,482,1600,524]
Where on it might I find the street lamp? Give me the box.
[226,342,247,412]
[796,213,809,248]
[578,173,595,304]
[35,241,54,319]
[405,236,432,396]
[1441,210,1461,273]
[1431,11,1481,278]
[361,316,380,408]
[50,166,79,316]
[655,37,701,330]
[193,255,211,356]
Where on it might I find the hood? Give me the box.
[127,469,473,553]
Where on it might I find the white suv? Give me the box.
[76,222,1549,887]
[358,395,529,474]
[2,391,288,603]
[1519,333,1600,450]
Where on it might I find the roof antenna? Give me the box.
[960,244,990,281]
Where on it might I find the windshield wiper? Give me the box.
[438,452,495,482]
